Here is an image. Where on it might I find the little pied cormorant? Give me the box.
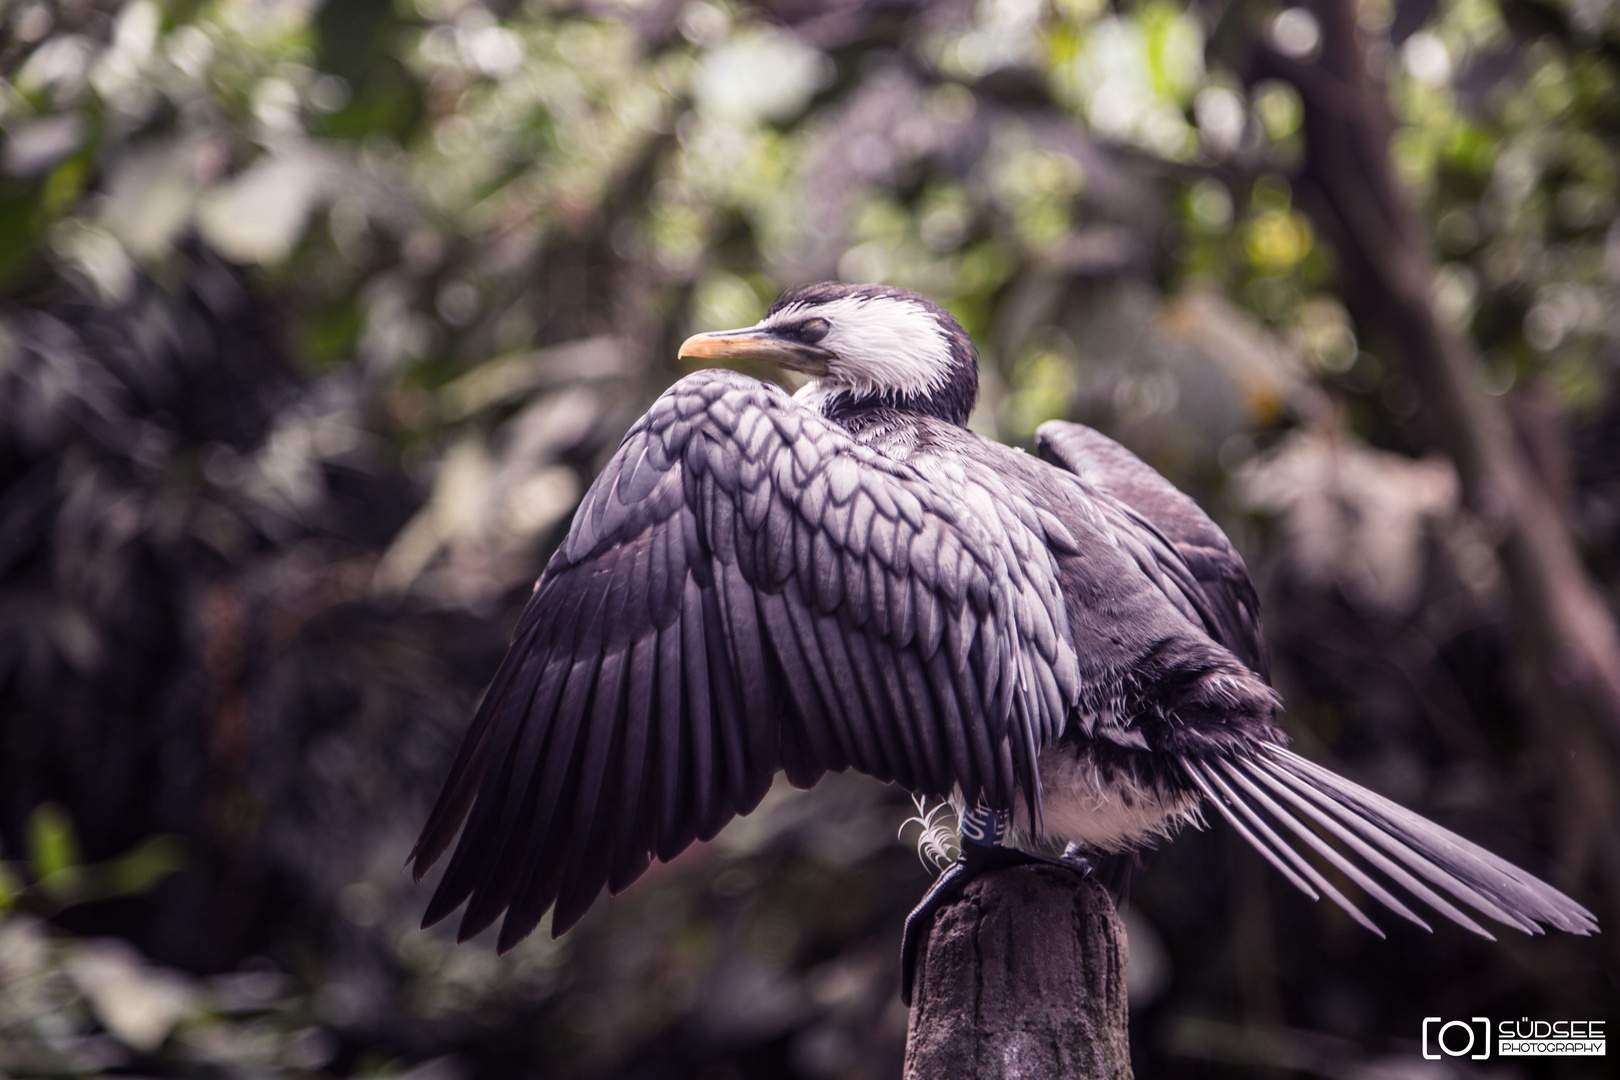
[411,282,1596,1001]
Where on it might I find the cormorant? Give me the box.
[410,282,1595,1003]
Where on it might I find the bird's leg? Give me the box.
[899,807,1094,1005]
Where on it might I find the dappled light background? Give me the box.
[2,0,1618,1077]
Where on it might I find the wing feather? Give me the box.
[478,639,599,944]
[897,649,948,795]
[773,582,853,773]
[548,641,631,936]
[655,620,695,860]
[607,631,659,894]
[812,607,890,780]
[721,563,776,778]
[681,577,723,838]
[846,631,917,791]
[925,648,977,795]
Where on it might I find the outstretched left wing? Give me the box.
[411,370,1081,948]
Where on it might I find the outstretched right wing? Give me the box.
[411,370,1081,948]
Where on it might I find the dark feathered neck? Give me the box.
[819,376,977,428]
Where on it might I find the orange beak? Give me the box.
[677,327,831,376]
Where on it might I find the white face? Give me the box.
[760,293,955,398]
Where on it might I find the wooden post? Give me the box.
[904,865,1133,1080]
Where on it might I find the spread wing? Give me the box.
[1035,421,1269,680]
[412,370,1081,947]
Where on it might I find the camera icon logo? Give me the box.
[1423,1017,1491,1060]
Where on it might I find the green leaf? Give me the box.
[100,836,185,898]
[27,802,80,881]
[27,803,86,902]
[0,861,20,914]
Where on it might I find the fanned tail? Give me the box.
[1186,746,1598,939]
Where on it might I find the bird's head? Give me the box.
[678,282,978,426]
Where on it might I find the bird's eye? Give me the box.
[796,318,830,344]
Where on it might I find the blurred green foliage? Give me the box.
[2,0,1618,1077]
[0,803,182,915]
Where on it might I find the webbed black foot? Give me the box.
[900,843,1094,1005]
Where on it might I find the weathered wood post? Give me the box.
[904,865,1132,1080]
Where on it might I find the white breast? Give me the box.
[1009,749,1203,853]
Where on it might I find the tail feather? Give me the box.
[1184,759,1318,899]
[1191,746,1598,939]
[1247,755,1496,938]
[1217,759,1430,932]
[1274,749,1595,934]
[1258,754,1530,935]
[1189,759,1384,937]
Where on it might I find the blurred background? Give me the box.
[2,0,1619,1076]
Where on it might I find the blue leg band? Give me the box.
[959,806,1009,847]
